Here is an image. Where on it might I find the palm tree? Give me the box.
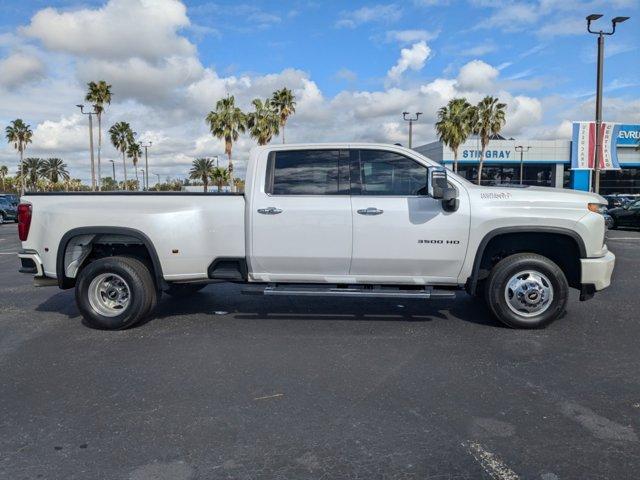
[85,81,112,190]
[109,122,133,189]
[21,158,43,191]
[435,98,474,173]
[233,177,245,193]
[205,95,246,188]
[40,158,70,185]
[0,165,7,191]
[247,98,280,146]
[473,96,506,185]
[211,166,230,192]
[270,88,296,144]
[190,158,216,192]
[127,141,142,188]
[5,119,33,196]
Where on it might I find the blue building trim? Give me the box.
[570,170,591,191]
[443,160,569,165]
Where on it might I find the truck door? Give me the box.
[349,148,470,283]
[250,149,352,281]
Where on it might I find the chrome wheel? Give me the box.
[88,273,131,317]
[504,270,554,318]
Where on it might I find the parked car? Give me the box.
[17,143,615,330]
[0,194,19,207]
[0,197,18,223]
[603,213,614,229]
[607,199,640,229]
[603,195,630,210]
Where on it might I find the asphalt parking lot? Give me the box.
[1,223,639,480]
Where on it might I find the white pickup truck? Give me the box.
[17,143,615,330]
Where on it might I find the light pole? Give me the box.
[586,13,630,194]
[76,104,98,191]
[109,159,116,186]
[153,173,161,186]
[515,145,531,185]
[402,112,422,149]
[140,141,152,191]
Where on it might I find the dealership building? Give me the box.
[415,123,640,194]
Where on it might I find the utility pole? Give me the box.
[77,104,98,191]
[140,141,152,191]
[586,14,630,194]
[109,160,116,186]
[402,112,422,149]
[515,146,531,185]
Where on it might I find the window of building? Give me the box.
[600,168,640,195]
[354,149,428,196]
[455,163,554,187]
[268,150,349,195]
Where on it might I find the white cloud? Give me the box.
[387,41,431,83]
[21,0,194,61]
[334,68,358,83]
[0,52,45,88]
[456,59,499,91]
[336,4,402,28]
[458,42,497,56]
[385,29,438,44]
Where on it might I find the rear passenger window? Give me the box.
[269,150,348,195]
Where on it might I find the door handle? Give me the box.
[257,207,283,215]
[357,207,384,216]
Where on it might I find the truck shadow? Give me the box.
[148,284,502,328]
[34,284,502,328]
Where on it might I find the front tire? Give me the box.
[485,253,568,329]
[76,256,157,330]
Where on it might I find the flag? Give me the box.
[571,122,621,170]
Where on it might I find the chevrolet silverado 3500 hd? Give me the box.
[17,143,615,330]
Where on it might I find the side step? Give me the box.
[242,284,456,299]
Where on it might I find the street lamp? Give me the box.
[153,173,161,185]
[76,104,98,191]
[402,112,422,149]
[109,159,116,185]
[515,145,531,185]
[586,13,630,193]
[140,141,152,191]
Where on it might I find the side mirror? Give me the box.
[428,166,459,212]
[428,167,448,199]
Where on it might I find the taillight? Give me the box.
[18,203,32,241]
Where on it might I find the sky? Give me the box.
[0,0,639,184]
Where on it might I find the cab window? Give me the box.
[267,149,349,195]
[352,149,428,196]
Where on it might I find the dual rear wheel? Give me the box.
[76,256,208,330]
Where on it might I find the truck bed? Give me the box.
[21,192,246,281]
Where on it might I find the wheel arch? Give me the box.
[467,226,586,295]
[56,226,164,290]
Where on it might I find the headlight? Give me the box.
[588,203,607,213]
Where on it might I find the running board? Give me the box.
[242,284,456,299]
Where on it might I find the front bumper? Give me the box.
[581,250,615,291]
